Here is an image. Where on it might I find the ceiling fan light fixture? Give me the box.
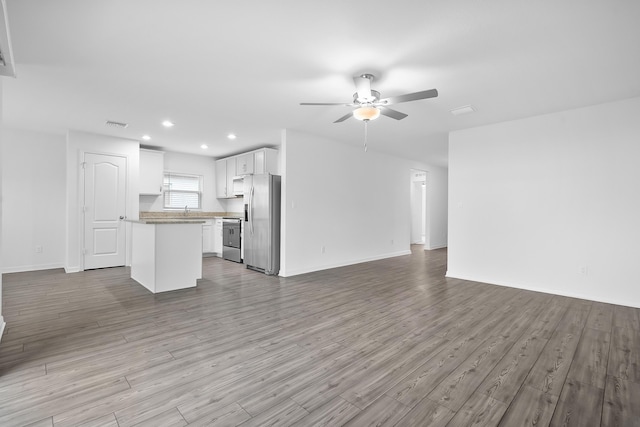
[353,106,380,121]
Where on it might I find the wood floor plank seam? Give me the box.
[448,301,569,425]
[2,247,639,426]
[542,299,592,426]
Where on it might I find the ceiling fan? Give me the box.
[300,74,438,123]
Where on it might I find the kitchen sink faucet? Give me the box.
[184,205,190,216]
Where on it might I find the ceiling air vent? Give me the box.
[105,120,129,129]
[450,105,476,116]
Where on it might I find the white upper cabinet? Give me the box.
[215,147,279,199]
[225,157,237,196]
[215,159,228,198]
[254,148,278,175]
[139,149,164,195]
[216,157,239,198]
[236,153,254,175]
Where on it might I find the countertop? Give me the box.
[128,219,207,224]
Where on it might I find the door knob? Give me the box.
[119,216,125,220]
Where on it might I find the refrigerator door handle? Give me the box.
[250,186,255,235]
[247,186,251,235]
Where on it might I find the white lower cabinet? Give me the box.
[131,222,202,293]
[202,220,214,254]
[213,217,223,257]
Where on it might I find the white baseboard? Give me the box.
[280,250,411,277]
[425,244,447,250]
[0,316,6,343]
[446,271,640,309]
[65,266,81,273]
[2,262,65,274]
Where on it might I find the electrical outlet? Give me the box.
[390,239,394,245]
[321,246,325,254]
[580,266,588,275]
[35,246,43,253]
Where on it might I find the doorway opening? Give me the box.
[410,169,427,245]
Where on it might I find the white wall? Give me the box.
[1,128,66,272]
[0,79,4,339]
[66,130,139,272]
[426,166,448,250]
[448,96,640,308]
[280,129,447,277]
[139,150,225,213]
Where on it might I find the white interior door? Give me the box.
[84,153,127,269]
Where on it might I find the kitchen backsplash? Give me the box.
[224,197,244,213]
[139,193,243,213]
[140,211,243,219]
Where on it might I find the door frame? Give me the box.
[409,168,428,246]
[79,150,129,271]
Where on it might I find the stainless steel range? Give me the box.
[222,218,242,263]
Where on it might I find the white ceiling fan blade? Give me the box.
[300,102,352,106]
[354,75,373,102]
[379,106,408,120]
[334,112,353,123]
[379,89,438,105]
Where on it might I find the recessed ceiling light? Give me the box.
[162,120,175,128]
[227,133,237,140]
[200,144,208,149]
[450,105,476,116]
[142,135,151,141]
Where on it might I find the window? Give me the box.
[163,173,202,209]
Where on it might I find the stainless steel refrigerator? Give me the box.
[243,174,281,275]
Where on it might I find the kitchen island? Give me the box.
[130,219,205,293]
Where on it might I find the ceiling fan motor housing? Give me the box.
[354,90,380,105]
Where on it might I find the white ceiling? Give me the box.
[3,1,640,167]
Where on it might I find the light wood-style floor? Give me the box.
[1,246,639,426]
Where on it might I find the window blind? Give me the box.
[163,173,202,209]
